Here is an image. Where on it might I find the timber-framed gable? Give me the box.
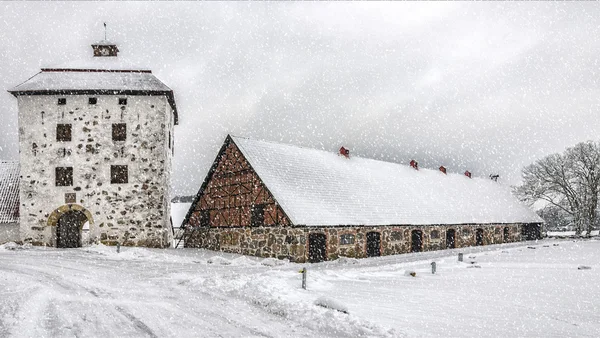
[184,135,291,229]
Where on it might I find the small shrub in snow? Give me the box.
[207,256,232,265]
[314,296,349,314]
[577,266,592,270]
[467,265,482,269]
[1,242,26,251]
[528,246,536,249]
[404,270,416,277]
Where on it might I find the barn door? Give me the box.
[366,232,381,257]
[446,229,456,249]
[411,230,422,252]
[475,228,484,246]
[57,210,85,248]
[308,233,327,263]
[503,227,510,243]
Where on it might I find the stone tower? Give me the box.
[9,39,178,248]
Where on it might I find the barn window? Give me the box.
[430,230,440,240]
[200,210,210,227]
[110,165,128,184]
[56,124,72,142]
[339,234,355,245]
[89,97,97,105]
[390,231,403,241]
[112,123,126,141]
[57,98,66,105]
[55,167,73,186]
[462,228,471,236]
[118,98,127,105]
[251,204,264,227]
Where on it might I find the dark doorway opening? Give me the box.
[503,227,510,243]
[522,224,541,240]
[308,233,327,263]
[446,229,456,249]
[475,228,484,246]
[411,230,423,252]
[57,210,86,248]
[366,232,381,257]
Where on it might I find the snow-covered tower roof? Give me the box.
[8,39,178,124]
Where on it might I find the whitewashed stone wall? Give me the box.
[17,94,175,247]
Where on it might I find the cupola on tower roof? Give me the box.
[91,40,119,57]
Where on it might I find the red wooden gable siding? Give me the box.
[187,141,290,228]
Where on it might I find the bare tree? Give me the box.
[516,141,600,237]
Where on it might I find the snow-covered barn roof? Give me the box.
[230,136,543,226]
[8,61,178,124]
[0,162,19,224]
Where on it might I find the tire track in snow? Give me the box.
[115,306,158,338]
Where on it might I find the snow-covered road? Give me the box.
[1,239,600,337]
[0,248,314,338]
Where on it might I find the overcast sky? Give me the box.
[1,2,599,195]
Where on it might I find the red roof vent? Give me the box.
[339,147,350,158]
[439,166,447,174]
[410,160,418,170]
[464,170,472,178]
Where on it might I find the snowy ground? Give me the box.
[1,239,599,337]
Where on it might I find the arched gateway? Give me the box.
[47,204,94,248]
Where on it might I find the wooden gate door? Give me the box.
[366,232,381,257]
[475,228,484,246]
[308,233,327,263]
[57,211,85,248]
[411,230,422,252]
[446,229,456,249]
[503,227,510,243]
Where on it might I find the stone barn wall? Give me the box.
[17,94,175,247]
[185,223,524,263]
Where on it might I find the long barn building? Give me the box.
[183,135,543,262]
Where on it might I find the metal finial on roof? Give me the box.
[104,22,107,40]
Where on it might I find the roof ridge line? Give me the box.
[230,135,476,178]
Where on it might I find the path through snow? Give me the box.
[1,239,600,337]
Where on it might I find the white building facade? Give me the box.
[9,41,178,248]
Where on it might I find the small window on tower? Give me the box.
[250,204,265,227]
[118,98,127,105]
[110,165,128,184]
[57,98,67,105]
[56,124,72,142]
[112,123,126,141]
[89,97,97,105]
[55,167,73,186]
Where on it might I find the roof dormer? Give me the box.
[91,40,119,57]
